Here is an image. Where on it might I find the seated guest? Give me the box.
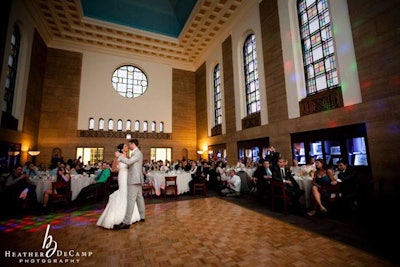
[272,156,303,208]
[65,163,78,176]
[337,159,358,206]
[23,161,39,178]
[207,161,219,190]
[307,159,337,216]
[290,159,301,177]
[189,161,209,194]
[246,158,255,168]
[4,164,37,216]
[249,161,262,193]
[42,166,71,210]
[215,161,226,186]
[174,161,184,171]
[143,159,152,173]
[236,159,245,170]
[188,160,198,178]
[73,162,110,204]
[220,169,241,197]
[49,162,65,176]
[183,160,191,172]
[74,163,85,174]
[254,160,273,199]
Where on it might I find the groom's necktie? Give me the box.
[281,168,286,179]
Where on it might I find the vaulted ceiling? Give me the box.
[25,0,246,70]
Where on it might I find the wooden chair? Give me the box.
[48,181,71,208]
[163,176,177,199]
[142,182,155,198]
[193,178,207,196]
[270,180,289,213]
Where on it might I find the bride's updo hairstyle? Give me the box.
[117,143,124,153]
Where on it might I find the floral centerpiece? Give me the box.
[301,164,316,177]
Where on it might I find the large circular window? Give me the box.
[111,65,148,98]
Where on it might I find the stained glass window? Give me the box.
[213,64,222,126]
[126,120,131,131]
[3,24,20,114]
[134,120,140,132]
[108,119,114,131]
[298,0,339,94]
[98,118,104,130]
[88,118,94,130]
[117,119,123,131]
[243,34,260,115]
[111,65,148,98]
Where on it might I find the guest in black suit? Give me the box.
[253,160,273,200]
[272,156,303,207]
[189,161,209,194]
[337,160,358,208]
[207,161,219,190]
[3,164,37,216]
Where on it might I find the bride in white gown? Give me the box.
[96,143,141,229]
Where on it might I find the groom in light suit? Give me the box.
[114,139,145,230]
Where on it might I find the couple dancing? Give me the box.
[96,139,145,230]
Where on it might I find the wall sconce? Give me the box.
[8,151,20,156]
[126,133,132,139]
[197,150,204,161]
[28,150,41,156]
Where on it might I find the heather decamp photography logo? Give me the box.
[4,224,93,264]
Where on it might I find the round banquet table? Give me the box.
[146,171,192,196]
[293,175,313,209]
[32,174,95,202]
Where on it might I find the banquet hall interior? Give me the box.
[0,0,399,266]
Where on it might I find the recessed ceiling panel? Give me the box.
[81,0,198,38]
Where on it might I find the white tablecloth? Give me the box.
[32,178,52,203]
[70,174,95,200]
[146,171,192,196]
[293,175,313,209]
[32,174,95,202]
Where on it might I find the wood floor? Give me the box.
[0,192,398,267]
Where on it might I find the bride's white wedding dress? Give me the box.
[96,161,140,229]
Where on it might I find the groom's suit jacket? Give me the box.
[118,148,144,185]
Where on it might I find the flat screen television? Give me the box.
[354,154,368,166]
[330,146,341,155]
[311,143,322,155]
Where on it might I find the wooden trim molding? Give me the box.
[211,124,222,136]
[78,130,171,139]
[299,87,344,116]
[241,112,261,130]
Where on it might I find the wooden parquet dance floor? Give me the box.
[0,196,397,266]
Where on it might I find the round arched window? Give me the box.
[111,65,148,98]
